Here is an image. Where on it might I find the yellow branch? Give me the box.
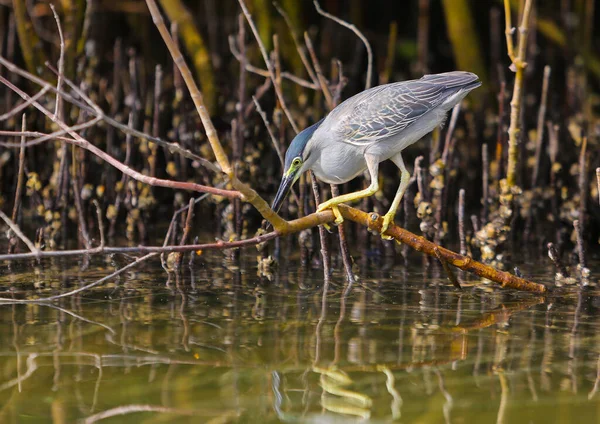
[505,0,534,188]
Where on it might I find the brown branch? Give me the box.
[237,0,300,134]
[228,35,318,90]
[10,115,26,225]
[0,75,241,199]
[0,232,279,261]
[434,247,461,289]
[339,206,546,293]
[92,200,105,249]
[0,116,103,148]
[304,31,333,110]
[0,53,219,172]
[0,204,546,293]
[273,1,319,86]
[331,185,356,285]
[49,4,64,119]
[0,209,38,255]
[310,172,331,286]
[0,86,49,121]
[532,65,551,187]
[174,197,195,268]
[458,188,466,256]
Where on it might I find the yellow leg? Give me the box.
[381,153,411,239]
[317,154,380,225]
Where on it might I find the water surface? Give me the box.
[0,249,599,423]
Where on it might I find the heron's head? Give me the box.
[272,119,323,213]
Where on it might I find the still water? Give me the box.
[0,246,599,423]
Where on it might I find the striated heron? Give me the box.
[271,71,481,237]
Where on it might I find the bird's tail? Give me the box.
[420,71,481,91]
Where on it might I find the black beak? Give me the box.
[271,173,295,213]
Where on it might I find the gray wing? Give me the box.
[329,71,479,146]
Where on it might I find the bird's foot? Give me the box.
[380,212,395,240]
[317,202,344,226]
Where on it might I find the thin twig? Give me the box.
[578,136,588,230]
[10,114,26,225]
[596,168,600,205]
[0,55,218,171]
[313,0,373,90]
[237,0,300,134]
[503,0,516,62]
[417,0,429,74]
[179,198,195,246]
[494,80,506,183]
[0,233,279,261]
[229,35,318,89]
[458,189,466,256]
[252,98,299,211]
[273,1,319,86]
[573,219,586,274]
[303,32,333,109]
[243,77,272,118]
[0,74,240,199]
[310,171,331,286]
[0,210,38,255]
[49,4,65,119]
[331,184,356,285]
[92,200,105,248]
[442,104,461,164]
[0,117,102,148]
[71,145,92,249]
[481,143,489,222]
[0,86,49,121]
[253,96,284,167]
[175,197,195,268]
[532,65,551,187]
[434,247,461,290]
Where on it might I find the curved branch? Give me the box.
[313,0,373,90]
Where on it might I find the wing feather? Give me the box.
[328,72,479,146]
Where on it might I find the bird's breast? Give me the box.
[310,141,367,184]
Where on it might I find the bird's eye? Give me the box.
[292,158,302,167]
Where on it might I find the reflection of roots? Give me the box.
[316,367,372,419]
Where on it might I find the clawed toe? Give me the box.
[317,203,344,226]
[380,213,395,240]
